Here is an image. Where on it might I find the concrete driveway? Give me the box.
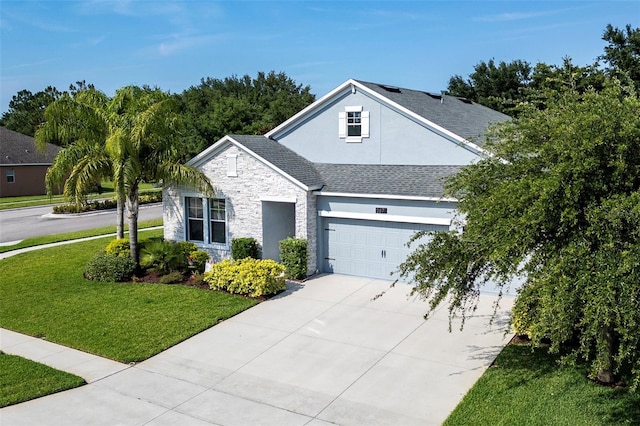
[1,274,514,425]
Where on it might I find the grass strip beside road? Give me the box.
[0,230,258,363]
[0,352,85,408]
[0,219,163,253]
[444,343,640,426]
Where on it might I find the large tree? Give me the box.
[446,59,532,115]
[178,71,315,157]
[600,24,640,87]
[36,86,213,264]
[398,78,640,389]
[0,87,62,137]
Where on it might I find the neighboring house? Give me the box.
[0,127,61,197]
[164,79,510,281]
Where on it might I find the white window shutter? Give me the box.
[338,112,346,138]
[361,111,370,138]
[226,154,237,177]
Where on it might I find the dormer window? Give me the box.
[339,106,369,143]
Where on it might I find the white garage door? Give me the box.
[322,218,449,281]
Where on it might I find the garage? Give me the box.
[322,217,449,281]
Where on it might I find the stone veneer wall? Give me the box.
[164,143,318,275]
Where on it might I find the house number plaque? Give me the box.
[375,207,388,214]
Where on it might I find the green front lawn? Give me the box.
[444,343,640,426]
[0,230,258,363]
[0,352,85,407]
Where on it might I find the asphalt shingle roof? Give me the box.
[229,135,324,188]
[230,134,460,197]
[356,80,510,144]
[0,127,60,165]
[314,164,461,197]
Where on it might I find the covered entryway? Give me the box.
[322,217,449,280]
[261,201,295,262]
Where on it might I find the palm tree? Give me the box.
[36,86,213,265]
[35,89,126,237]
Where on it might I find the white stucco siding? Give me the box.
[164,143,317,274]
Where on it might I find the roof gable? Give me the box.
[189,135,323,191]
[0,127,60,165]
[266,79,510,153]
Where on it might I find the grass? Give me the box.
[0,218,163,253]
[0,230,258,363]
[0,352,85,408]
[0,182,159,210]
[444,343,640,426]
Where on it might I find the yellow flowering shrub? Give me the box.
[204,258,286,297]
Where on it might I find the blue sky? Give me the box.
[1,1,639,113]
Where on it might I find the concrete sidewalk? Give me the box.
[1,275,514,425]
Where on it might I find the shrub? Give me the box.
[158,271,184,284]
[52,192,160,214]
[279,237,308,280]
[140,240,186,274]
[105,238,130,258]
[84,252,136,282]
[231,237,260,260]
[511,282,546,340]
[176,241,198,260]
[138,191,162,204]
[205,258,286,297]
[188,250,210,274]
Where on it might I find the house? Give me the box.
[0,127,61,197]
[163,79,510,281]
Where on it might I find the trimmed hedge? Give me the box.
[231,237,260,260]
[279,237,308,280]
[205,258,286,297]
[84,252,136,282]
[53,191,162,214]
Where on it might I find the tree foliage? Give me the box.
[446,24,638,116]
[178,71,315,156]
[600,24,640,87]
[447,59,532,115]
[399,78,640,389]
[0,81,94,139]
[0,87,62,137]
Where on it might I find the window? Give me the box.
[209,199,226,244]
[6,169,15,183]
[339,106,369,142]
[185,197,227,245]
[186,197,204,241]
[347,111,362,136]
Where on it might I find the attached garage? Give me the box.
[322,217,449,281]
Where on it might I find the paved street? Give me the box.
[0,204,163,243]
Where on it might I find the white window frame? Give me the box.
[6,168,15,183]
[339,106,369,143]
[209,198,227,245]
[186,196,205,242]
[184,196,229,246]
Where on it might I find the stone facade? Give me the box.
[164,142,318,275]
